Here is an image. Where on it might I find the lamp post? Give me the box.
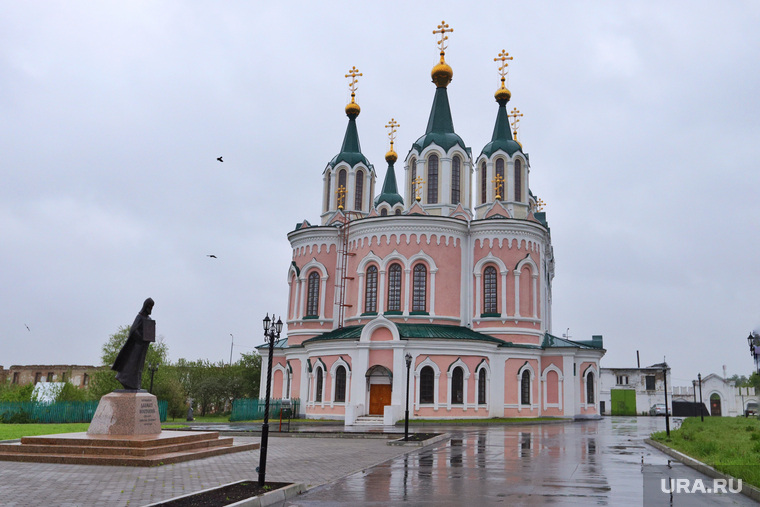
[258,313,283,487]
[404,353,412,441]
[698,373,704,422]
[692,380,698,417]
[230,334,234,366]
[147,363,159,394]
[662,367,670,437]
[748,332,760,374]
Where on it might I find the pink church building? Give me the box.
[259,28,605,424]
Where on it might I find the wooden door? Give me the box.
[369,384,392,415]
[710,396,722,416]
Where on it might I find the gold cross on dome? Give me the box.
[509,107,524,137]
[345,66,362,98]
[385,118,400,148]
[492,174,504,200]
[535,197,546,212]
[412,175,425,201]
[336,185,347,210]
[433,21,453,52]
[494,50,513,79]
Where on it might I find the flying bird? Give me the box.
[24,324,30,332]
[207,254,217,258]
[217,156,223,162]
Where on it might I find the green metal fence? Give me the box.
[0,400,168,423]
[230,398,300,422]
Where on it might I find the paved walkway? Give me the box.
[285,417,759,506]
[1,418,756,506]
[0,435,409,506]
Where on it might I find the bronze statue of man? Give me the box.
[112,298,155,390]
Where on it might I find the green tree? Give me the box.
[0,383,35,402]
[240,351,262,398]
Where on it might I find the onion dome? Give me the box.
[375,119,404,208]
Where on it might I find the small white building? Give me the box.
[672,374,758,417]
[599,363,671,416]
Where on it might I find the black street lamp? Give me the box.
[698,373,704,422]
[662,367,670,437]
[258,313,283,487]
[404,353,412,441]
[748,332,760,374]
[147,363,159,394]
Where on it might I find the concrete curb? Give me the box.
[142,480,306,507]
[645,438,760,503]
[387,433,451,448]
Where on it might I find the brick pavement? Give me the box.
[0,436,412,506]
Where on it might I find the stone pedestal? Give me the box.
[87,391,161,436]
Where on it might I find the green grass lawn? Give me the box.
[0,423,90,441]
[651,416,760,488]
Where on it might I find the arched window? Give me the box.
[495,159,505,200]
[410,157,417,198]
[306,272,320,317]
[420,366,434,404]
[484,266,497,314]
[480,161,487,204]
[335,365,346,402]
[324,172,331,212]
[427,155,438,204]
[380,208,388,216]
[452,367,464,405]
[338,169,347,209]
[521,370,531,405]
[364,265,378,313]
[478,369,487,405]
[355,169,364,210]
[395,209,401,215]
[586,372,595,404]
[451,155,461,204]
[315,368,323,402]
[514,159,522,202]
[387,263,402,312]
[412,264,427,312]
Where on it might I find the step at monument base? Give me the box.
[0,430,259,467]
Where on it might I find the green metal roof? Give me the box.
[328,116,372,168]
[411,87,468,154]
[301,325,363,344]
[396,324,503,343]
[479,100,523,158]
[374,161,404,207]
[255,337,289,350]
[542,333,604,350]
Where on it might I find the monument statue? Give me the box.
[112,298,155,390]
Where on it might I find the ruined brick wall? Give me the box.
[4,365,103,388]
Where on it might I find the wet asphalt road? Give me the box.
[283,417,758,506]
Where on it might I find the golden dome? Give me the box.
[431,52,453,88]
[345,100,361,117]
[385,149,398,164]
[495,85,511,102]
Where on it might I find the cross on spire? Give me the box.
[336,185,347,210]
[433,21,453,53]
[385,118,400,150]
[492,174,505,200]
[494,50,513,79]
[412,175,425,202]
[345,66,362,101]
[509,107,524,138]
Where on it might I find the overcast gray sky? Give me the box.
[2,1,759,387]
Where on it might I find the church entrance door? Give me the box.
[369,385,392,415]
[710,394,722,416]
